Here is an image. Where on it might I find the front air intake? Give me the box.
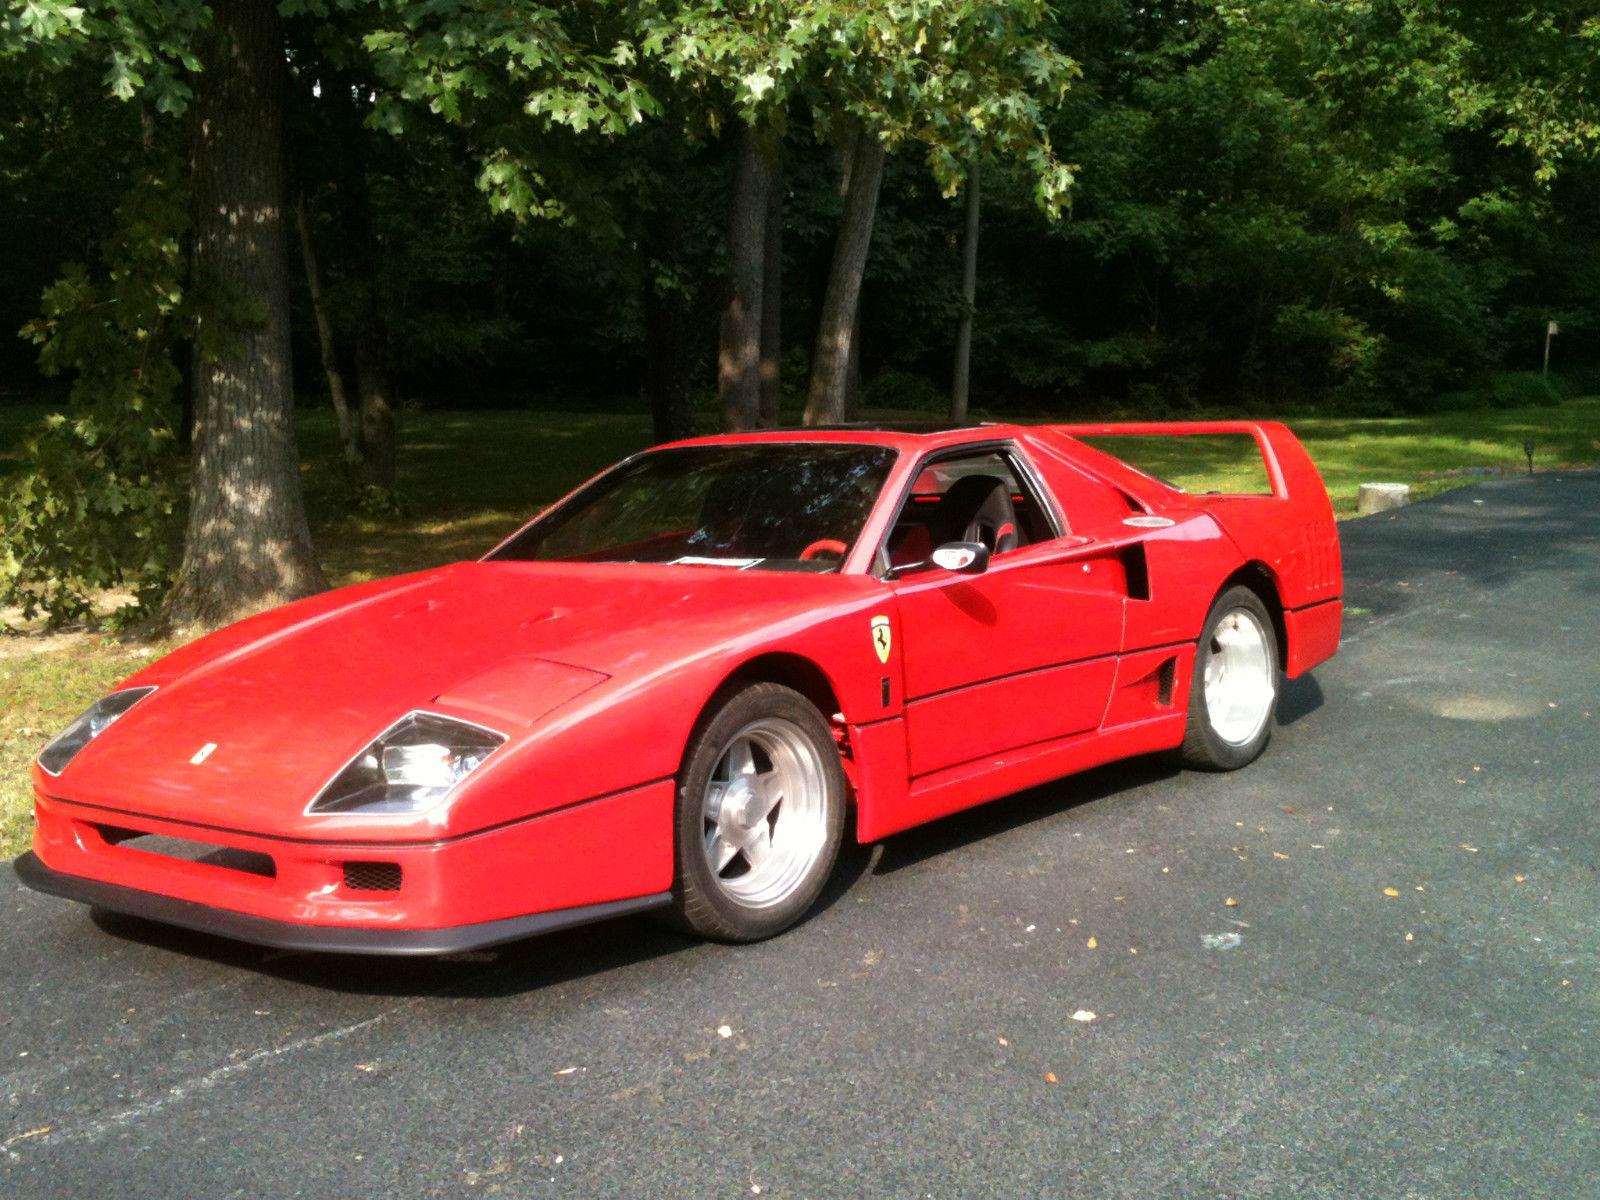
[342,861,402,892]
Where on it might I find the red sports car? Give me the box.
[18,421,1341,953]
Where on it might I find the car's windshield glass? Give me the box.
[490,443,898,573]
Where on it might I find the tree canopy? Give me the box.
[2,0,1598,626]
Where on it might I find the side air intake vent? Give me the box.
[1157,657,1177,706]
[342,861,402,892]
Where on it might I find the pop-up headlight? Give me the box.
[308,712,506,816]
[38,687,156,776]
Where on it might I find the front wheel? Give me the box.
[1178,586,1280,770]
[666,683,846,942]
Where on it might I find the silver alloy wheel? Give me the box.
[701,717,830,909]
[1202,607,1276,746]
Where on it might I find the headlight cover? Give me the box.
[308,711,507,816]
[38,687,157,776]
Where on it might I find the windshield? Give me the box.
[490,443,898,572]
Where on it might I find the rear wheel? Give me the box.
[666,683,846,942]
[1179,586,1279,770]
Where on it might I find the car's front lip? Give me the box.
[13,851,670,956]
[23,781,677,955]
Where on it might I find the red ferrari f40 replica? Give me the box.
[19,421,1341,952]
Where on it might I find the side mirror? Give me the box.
[930,541,990,575]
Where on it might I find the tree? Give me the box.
[718,124,775,430]
[803,123,885,423]
[644,1,1079,425]
[159,0,325,628]
[3,0,329,627]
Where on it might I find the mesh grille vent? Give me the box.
[342,861,402,892]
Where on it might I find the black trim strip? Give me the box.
[909,710,1184,783]
[849,713,903,730]
[13,852,672,957]
[906,649,1119,705]
[43,775,677,851]
[903,636,1198,707]
[1287,596,1342,614]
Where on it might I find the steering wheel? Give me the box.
[798,538,850,562]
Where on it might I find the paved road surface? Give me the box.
[4,473,1598,1198]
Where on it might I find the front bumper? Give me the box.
[15,851,669,955]
[23,781,675,955]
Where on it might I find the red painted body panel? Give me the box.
[1284,599,1344,679]
[28,419,1342,948]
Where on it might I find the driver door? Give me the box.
[886,446,1128,780]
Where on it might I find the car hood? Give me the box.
[51,561,883,835]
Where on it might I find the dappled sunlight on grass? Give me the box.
[299,408,655,585]
[0,637,169,856]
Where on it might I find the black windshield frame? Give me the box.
[487,442,900,573]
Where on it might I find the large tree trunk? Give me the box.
[164,0,325,630]
[758,148,784,427]
[803,127,886,426]
[644,205,696,443]
[950,161,980,424]
[718,125,773,432]
[293,187,360,465]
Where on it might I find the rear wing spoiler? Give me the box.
[1051,420,1321,503]
[1046,420,1342,614]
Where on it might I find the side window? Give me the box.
[883,449,1056,575]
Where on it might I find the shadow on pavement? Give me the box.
[1277,672,1324,726]
[871,754,1178,876]
[83,810,883,1000]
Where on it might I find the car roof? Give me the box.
[656,422,1024,454]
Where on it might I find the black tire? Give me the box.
[663,682,846,942]
[1178,586,1280,771]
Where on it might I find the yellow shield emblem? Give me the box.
[870,614,892,664]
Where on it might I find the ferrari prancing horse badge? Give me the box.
[870,614,892,663]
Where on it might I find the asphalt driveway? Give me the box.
[4,472,1598,1199]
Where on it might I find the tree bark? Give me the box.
[718,125,773,432]
[164,0,326,630]
[758,148,784,427]
[803,127,886,426]
[950,161,981,424]
[292,187,359,465]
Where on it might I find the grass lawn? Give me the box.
[2,394,1597,857]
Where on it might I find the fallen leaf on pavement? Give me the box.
[1086,936,1098,949]
[1383,887,1400,897]
[1071,1010,1097,1023]
[1224,897,1239,907]
[1044,1072,1059,1084]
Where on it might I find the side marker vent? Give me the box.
[1157,658,1177,706]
